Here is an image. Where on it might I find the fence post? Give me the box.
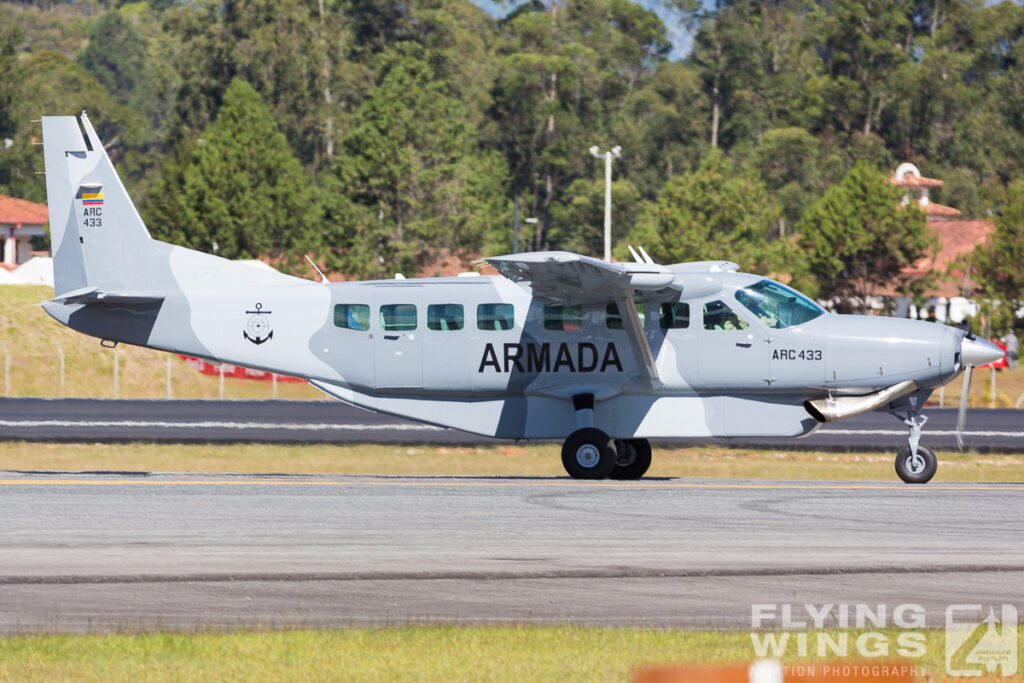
[219,363,225,399]
[58,347,65,397]
[938,384,944,408]
[113,346,119,399]
[2,343,8,397]
[166,354,172,399]
[272,373,278,399]
[990,366,996,409]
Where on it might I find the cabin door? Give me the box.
[373,286,423,389]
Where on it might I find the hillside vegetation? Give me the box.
[0,0,1022,319]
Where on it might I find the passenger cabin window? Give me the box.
[543,304,583,331]
[380,303,417,331]
[605,301,646,329]
[703,300,749,331]
[659,302,690,329]
[334,303,370,331]
[428,303,464,331]
[477,303,514,331]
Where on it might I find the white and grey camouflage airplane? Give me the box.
[40,113,1004,483]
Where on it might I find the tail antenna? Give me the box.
[627,245,643,264]
[637,245,656,265]
[304,254,328,284]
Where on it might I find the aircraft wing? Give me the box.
[484,251,674,382]
[483,251,675,303]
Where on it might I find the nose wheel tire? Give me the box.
[609,438,652,480]
[895,444,937,484]
[561,428,617,479]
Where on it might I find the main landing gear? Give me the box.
[892,409,937,484]
[561,394,652,480]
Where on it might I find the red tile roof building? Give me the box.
[0,195,48,271]
[890,164,992,298]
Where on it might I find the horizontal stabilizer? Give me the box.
[51,286,165,305]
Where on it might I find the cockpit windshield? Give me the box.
[735,279,825,329]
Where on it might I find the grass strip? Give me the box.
[2,626,1020,682]
[0,442,1022,481]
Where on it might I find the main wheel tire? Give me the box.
[561,428,617,479]
[895,444,937,484]
[609,438,653,480]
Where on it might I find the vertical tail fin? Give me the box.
[42,112,158,297]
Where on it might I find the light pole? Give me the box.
[589,145,621,261]
[523,217,538,252]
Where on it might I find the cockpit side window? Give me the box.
[702,300,749,331]
[659,302,689,329]
[735,279,824,329]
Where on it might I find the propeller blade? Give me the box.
[956,364,973,451]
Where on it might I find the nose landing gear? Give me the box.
[893,411,937,484]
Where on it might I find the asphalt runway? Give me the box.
[0,398,1022,451]
[1,472,1023,633]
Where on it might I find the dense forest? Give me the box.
[0,0,1022,317]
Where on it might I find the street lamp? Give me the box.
[589,145,621,262]
[523,217,538,253]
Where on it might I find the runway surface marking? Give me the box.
[2,478,1023,492]
[0,420,1021,437]
[3,564,1022,585]
[817,428,1024,437]
[0,419,442,431]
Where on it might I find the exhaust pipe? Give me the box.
[805,379,920,423]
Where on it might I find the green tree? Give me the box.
[609,61,708,200]
[0,50,141,202]
[626,149,784,273]
[972,179,1024,332]
[0,16,23,141]
[548,177,647,258]
[163,0,359,167]
[750,126,821,234]
[76,6,179,138]
[334,56,508,278]
[797,162,934,311]
[77,12,147,109]
[144,78,317,269]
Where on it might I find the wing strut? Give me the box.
[616,295,659,382]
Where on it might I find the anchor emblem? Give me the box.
[243,302,273,345]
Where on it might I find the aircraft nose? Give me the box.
[960,335,1004,367]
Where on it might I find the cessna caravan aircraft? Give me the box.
[39,113,1003,483]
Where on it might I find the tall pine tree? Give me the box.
[145,78,318,270]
